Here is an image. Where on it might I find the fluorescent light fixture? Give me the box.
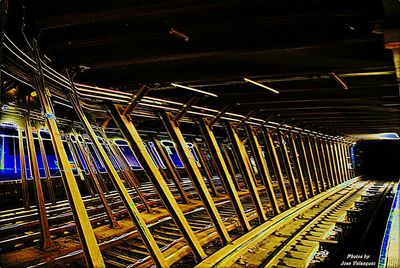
[169,28,190,41]
[171,83,218,97]
[329,72,349,90]
[243,78,280,94]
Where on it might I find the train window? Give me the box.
[99,140,120,171]
[114,139,142,169]
[62,140,78,175]
[39,129,61,177]
[23,137,32,179]
[186,142,200,164]
[74,143,90,175]
[71,135,90,174]
[0,125,21,181]
[87,143,107,173]
[33,138,46,178]
[160,140,184,168]
[148,142,166,169]
[144,143,159,168]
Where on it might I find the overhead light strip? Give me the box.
[243,77,280,94]
[329,72,349,90]
[171,83,218,97]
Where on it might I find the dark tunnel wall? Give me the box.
[354,140,400,180]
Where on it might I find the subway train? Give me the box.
[0,121,226,208]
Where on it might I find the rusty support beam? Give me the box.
[305,135,322,194]
[25,115,54,250]
[262,129,291,209]
[277,130,300,204]
[19,128,30,210]
[323,139,336,186]
[328,140,340,185]
[37,130,57,205]
[298,134,316,196]
[149,136,190,204]
[160,111,231,244]
[221,144,241,191]
[322,138,335,187]
[317,137,332,189]
[71,131,120,228]
[173,97,199,123]
[245,124,280,215]
[99,129,153,212]
[311,136,326,192]
[208,105,231,127]
[234,111,255,130]
[193,142,219,197]
[198,118,251,232]
[343,142,351,179]
[123,85,150,116]
[67,90,170,267]
[338,141,347,181]
[336,140,346,183]
[65,134,96,198]
[254,115,274,134]
[287,132,308,200]
[33,40,104,267]
[225,122,267,222]
[109,105,207,262]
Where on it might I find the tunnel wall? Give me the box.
[355,140,400,180]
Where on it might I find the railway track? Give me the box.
[207,179,391,268]
[0,179,200,253]
[0,172,306,268]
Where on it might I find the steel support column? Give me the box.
[262,134,281,196]
[225,122,267,222]
[35,101,104,267]
[262,129,291,209]
[66,135,96,198]
[245,125,280,215]
[70,131,119,228]
[19,128,30,210]
[67,95,169,267]
[339,141,347,181]
[317,137,332,189]
[221,144,241,191]
[25,116,54,250]
[343,142,351,180]
[344,143,352,179]
[298,134,316,196]
[287,132,308,200]
[277,130,300,204]
[323,139,336,186]
[33,41,104,267]
[98,129,153,213]
[311,136,326,192]
[109,105,207,262]
[149,136,190,204]
[335,140,345,183]
[337,141,347,182]
[37,131,57,205]
[108,140,141,187]
[328,140,340,185]
[193,142,219,197]
[305,135,322,194]
[160,111,231,244]
[198,118,251,232]
[334,140,344,184]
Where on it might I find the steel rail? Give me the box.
[261,180,374,267]
[196,176,361,268]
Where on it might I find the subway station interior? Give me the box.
[0,1,400,267]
